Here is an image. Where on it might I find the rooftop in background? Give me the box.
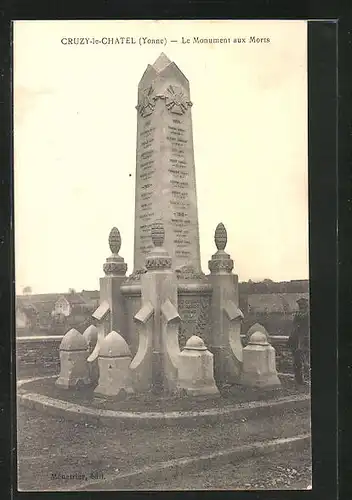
[80,290,100,303]
[16,290,100,313]
[16,294,61,315]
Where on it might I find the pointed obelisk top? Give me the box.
[152,53,172,73]
[138,53,189,90]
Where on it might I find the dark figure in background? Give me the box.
[288,297,310,385]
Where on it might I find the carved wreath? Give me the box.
[136,85,192,117]
[103,261,127,276]
[136,85,156,117]
[208,258,234,274]
[164,85,192,115]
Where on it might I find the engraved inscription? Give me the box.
[134,59,201,272]
[178,295,211,347]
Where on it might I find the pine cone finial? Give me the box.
[215,223,227,251]
[108,227,121,254]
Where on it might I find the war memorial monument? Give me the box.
[54,53,281,397]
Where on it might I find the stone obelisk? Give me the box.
[133,53,202,275]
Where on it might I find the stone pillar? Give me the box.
[87,227,128,385]
[239,331,281,388]
[208,223,244,385]
[100,227,128,338]
[130,222,181,394]
[178,336,219,396]
[56,328,90,389]
[94,331,134,398]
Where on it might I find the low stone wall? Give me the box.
[16,336,63,379]
[16,333,293,379]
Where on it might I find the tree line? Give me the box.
[238,279,309,295]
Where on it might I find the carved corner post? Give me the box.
[130,302,154,393]
[222,300,244,378]
[100,227,128,339]
[87,301,110,385]
[208,223,244,385]
[161,298,181,393]
[130,222,181,395]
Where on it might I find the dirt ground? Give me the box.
[16,404,311,491]
[137,447,312,490]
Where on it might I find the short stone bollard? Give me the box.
[56,328,90,389]
[239,331,281,388]
[83,324,99,385]
[178,335,219,397]
[245,322,269,345]
[94,330,134,398]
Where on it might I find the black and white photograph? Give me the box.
[14,19,311,491]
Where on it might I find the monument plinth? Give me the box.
[133,53,202,275]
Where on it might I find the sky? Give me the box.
[13,20,308,294]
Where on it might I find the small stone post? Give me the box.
[56,328,90,389]
[208,223,244,385]
[239,331,281,388]
[245,322,269,345]
[178,336,219,396]
[94,330,134,398]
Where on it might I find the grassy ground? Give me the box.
[16,403,310,491]
[137,448,312,490]
[18,375,309,413]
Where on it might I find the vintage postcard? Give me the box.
[14,19,310,491]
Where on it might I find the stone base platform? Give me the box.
[17,376,310,430]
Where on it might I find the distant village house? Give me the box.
[16,290,100,335]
